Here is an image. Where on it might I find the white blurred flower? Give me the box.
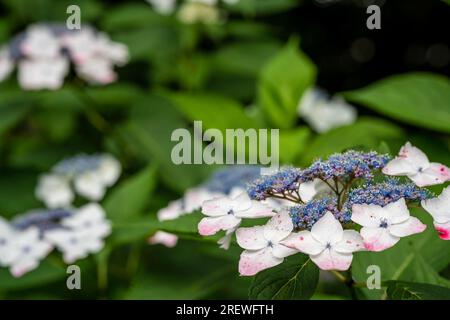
[0,218,19,267]
[75,57,117,85]
[298,88,357,133]
[148,231,178,248]
[0,24,129,89]
[45,203,111,263]
[18,57,68,90]
[0,47,13,81]
[20,25,61,59]
[36,174,74,209]
[147,0,177,15]
[177,1,222,24]
[8,227,53,278]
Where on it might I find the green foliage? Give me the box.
[344,73,450,133]
[385,281,450,300]
[258,39,317,129]
[249,254,319,300]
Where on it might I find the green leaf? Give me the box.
[385,281,450,300]
[104,165,158,223]
[301,117,404,164]
[279,127,311,164]
[169,92,260,131]
[258,40,316,129]
[101,3,167,31]
[249,254,319,300]
[213,41,281,77]
[0,260,66,291]
[0,92,32,138]
[228,0,300,16]
[343,73,450,133]
[119,94,209,192]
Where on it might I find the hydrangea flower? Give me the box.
[351,198,426,251]
[0,24,129,89]
[0,218,20,267]
[421,186,450,240]
[297,87,357,133]
[383,142,450,187]
[7,227,53,278]
[36,154,121,207]
[152,165,262,248]
[236,211,297,276]
[45,204,111,263]
[283,212,364,271]
[148,231,179,248]
[199,188,274,236]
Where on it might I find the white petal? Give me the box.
[360,227,399,252]
[421,186,450,224]
[334,230,365,253]
[198,215,241,236]
[157,200,184,221]
[351,203,387,227]
[389,216,426,238]
[148,231,178,248]
[236,226,267,250]
[184,188,221,213]
[35,174,73,209]
[238,248,283,276]
[383,198,410,224]
[408,163,450,187]
[263,211,293,243]
[382,158,415,176]
[311,212,343,245]
[236,201,274,219]
[231,191,253,212]
[10,258,39,278]
[399,142,430,168]
[271,243,298,259]
[201,197,233,217]
[311,248,353,271]
[217,228,235,250]
[281,231,324,255]
[98,155,121,186]
[74,171,106,201]
[76,57,117,84]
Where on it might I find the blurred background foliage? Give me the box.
[0,0,449,299]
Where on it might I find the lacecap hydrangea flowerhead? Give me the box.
[149,165,263,249]
[36,154,121,208]
[0,203,111,277]
[0,23,129,90]
[198,142,450,276]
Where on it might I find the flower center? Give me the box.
[22,246,32,254]
[227,209,234,215]
[267,241,274,248]
[379,219,388,228]
[325,242,332,249]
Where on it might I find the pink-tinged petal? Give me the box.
[263,211,293,243]
[201,197,233,217]
[351,203,384,227]
[399,142,430,168]
[237,201,274,219]
[421,186,450,224]
[334,230,365,253]
[198,215,241,236]
[148,231,178,248]
[236,226,267,250]
[360,227,399,252]
[238,248,283,276]
[409,163,450,187]
[281,231,324,255]
[231,192,253,212]
[157,200,183,221]
[217,228,235,250]
[389,217,426,238]
[433,221,450,240]
[382,158,415,176]
[310,249,353,271]
[311,212,343,245]
[383,198,410,224]
[271,243,298,259]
